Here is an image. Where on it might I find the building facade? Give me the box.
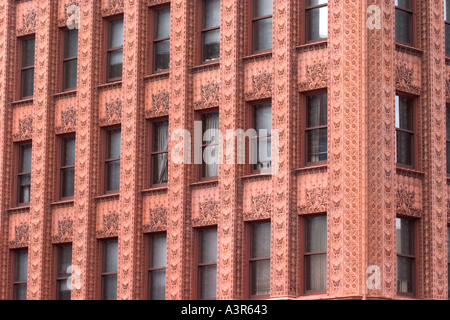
[0,0,449,300]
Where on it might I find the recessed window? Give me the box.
[55,244,72,300]
[305,92,327,164]
[304,215,327,293]
[305,0,328,42]
[251,0,273,52]
[17,143,32,206]
[197,228,217,300]
[150,120,169,187]
[447,107,450,175]
[395,0,413,46]
[106,17,124,81]
[59,135,75,200]
[395,95,414,167]
[152,6,170,72]
[249,221,271,299]
[201,0,220,62]
[20,37,35,99]
[104,128,121,194]
[396,217,416,296]
[148,233,167,300]
[446,0,450,56]
[101,239,118,300]
[199,112,219,180]
[250,102,272,174]
[447,226,450,300]
[13,249,28,300]
[62,29,78,91]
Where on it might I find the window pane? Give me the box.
[306,215,327,253]
[397,256,414,294]
[153,121,169,152]
[20,145,32,173]
[103,239,118,273]
[446,24,450,56]
[108,49,123,79]
[155,7,170,39]
[447,226,449,262]
[395,96,413,131]
[306,0,328,7]
[396,131,413,166]
[202,29,220,62]
[254,136,271,171]
[19,175,31,204]
[109,18,124,48]
[254,103,272,134]
[63,59,77,90]
[306,6,328,42]
[251,222,271,259]
[447,108,450,140]
[446,0,450,21]
[64,29,78,59]
[102,274,117,300]
[202,145,219,178]
[150,270,166,300]
[253,17,272,52]
[307,93,327,128]
[152,153,168,185]
[57,280,71,300]
[22,38,35,68]
[107,129,121,159]
[396,218,415,256]
[307,128,328,163]
[150,234,167,269]
[199,228,217,264]
[154,40,170,72]
[62,137,76,167]
[13,283,27,301]
[199,265,217,299]
[395,9,413,45]
[106,160,120,192]
[14,250,28,282]
[305,254,327,292]
[447,142,450,174]
[253,0,272,17]
[57,245,72,278]
[395,0,413,10]
[21,68,34,98]
[61,167,75,198]
[250,260,270,296]
[203,0,220,29]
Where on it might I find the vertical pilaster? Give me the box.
[118,0,145,300]
[27,0,56,300]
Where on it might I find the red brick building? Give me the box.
[0,0,449,300]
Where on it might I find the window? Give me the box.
[62,29,78,91]
[101,239,118,300]
[17,143,32,206]
[59,135,75,200]
[106,17,124,82]
[20,37,35,99]
[197,228,217,300]
[248,221,271,299]
[395,95,414,167]
[304,215,327,293]
[199,112,219,180]
[250,102,272,174]
[448,226,450,300]
[251,0,272,53]
[305,92,327,164]
[148,233,167,300]
[150,120,169,187]
[305,0,328,43]
[447,107,450,175]
[396,217,416,296]
[152,6,170,72]
[55,244,72,300]
[395,0,413,46]
[201,0,220,62]
[104,128,121,194]
[446,0,450,56]
[13,249,28,300]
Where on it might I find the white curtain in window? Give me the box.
[203,114,219,177]
[157,123,169,184]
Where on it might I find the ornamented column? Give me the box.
[366,0,396,299]
[118,0,145,300]
[327,0,365,297]
[0,0,15,300]
[420,0,448,299]
[271,0,296,298]
[72,0,100,300]
[27,0,57,300]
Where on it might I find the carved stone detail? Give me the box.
[395,64,421,95]
[56,108,77,134]
[97,211,120,238]
[52,219,74,243]
[245,71,273,101]
[9,223,29,248]
[244,194,272,221]
[396,189,422,217]
[100,98,122,126]
[13,115,33,141]
[146,91,169,118]
[195,82,220,110]
[143,207,168,233]
[193,198,219,227]
[298,187,328,214]
[102,0,124,16]
[299,63,328,92]
[17,10,36,36]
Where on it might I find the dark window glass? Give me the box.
[447,226,449,299]
[151,120,169,186]
[105,128,121,193]
[395,0,413,45]
[101,239,118,300]
[249,221,270,298]
[107,17,123,81]
[447,107,450,175]
[305,0,328,42]
[201,0,220,62]
[56,244,72,300]
[396,217,415,295]
[198,228,217,300]
[153,7,170,72]
[252,0,272,52]
[62,29,78,90]
[18,143,32,205]
[306,92,328,164]
[60,136,75,199]
[395,95,414,167]
[200,112,219,179]
[251,103,272,173]
[20,37,35,99]
[446,0,450,55]
[304,215,327,292]
[13,249,28,300]
[148,233,167,300]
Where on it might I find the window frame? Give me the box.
[148,118,169,188]
[248,100,272,175]
[196,109,220,182]
[396,216,418,298]
[249,0,273,54]
[104,15,124,83]
[149,4,171,74]
[15,141,32,208]
[60,28,78,92]
[54,243,73,300]
[146,232,167,300]
[11,248,28,300]
[198,0,221,64]
[57,134,76,201]
[395,0,415,47]
[304,0,328,44]
[102,126,121,195]
[18,35,35,100]
[395,92,417,170]
[195,226,218,300]
[99,238,118,300]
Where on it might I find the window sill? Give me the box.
[50,199,75,207]
[396,166,424,178]
[296,40,327,52]
[295,164,328,174]
[98,81,122,91]
[142,186,168,195]
[144,71,170,82]
[53,90,77,99]
[7,206,31,214]
[242,50,272,63]
[395,43,423,56]
[11,98,33,108]
[190,180,219,188]
[95,193,120,202]
[190,60,220,73]
[241,173,272,180]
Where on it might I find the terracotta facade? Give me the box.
[0,0,449,300]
